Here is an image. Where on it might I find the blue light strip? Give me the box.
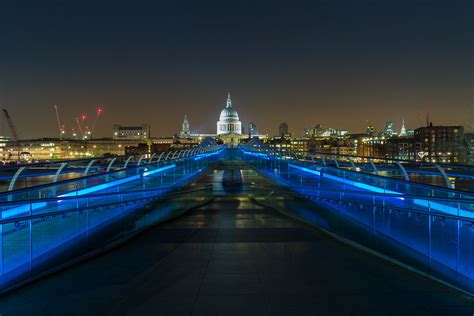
[241,149,270,159]
[194,150,222,160]
[1,202,48,219]
[323,173,402,195]
[288,163,321,176]
[1,164,177,219]
[0,154,223,279]
[244,149,463,215]
[142,164,175,177]
[60,164,176,197]
[413,199,463,217]
[286,159,474,217]
[289,162,401,195]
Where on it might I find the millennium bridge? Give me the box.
[0,139,473,314]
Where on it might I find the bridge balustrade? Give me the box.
[0,148,215,193]
[0,145,224,292]
[277,150,474,193]
[240,144,474,295]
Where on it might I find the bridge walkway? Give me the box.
[0,162,472,315]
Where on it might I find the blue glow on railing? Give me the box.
[2,198,147,277]
[1,164,177,219]
[289,162,401,196]
[2,202,48,219]
[412,199,468,217]
[60,164,176,198]
[142,164,175,177]
[248,149,474,217]
[322,173,402,196]
[241,150,269,157]
[289,157,474,217]
[288,163,321,176]
[194,150,222,160]
[0,150,225,289]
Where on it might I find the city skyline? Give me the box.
[0,1,472,138]
[0,92,470,139]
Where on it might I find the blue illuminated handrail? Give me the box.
[240,145,474,197]
[0,152,141,170]
[0,184,213,207]
[248,145,474,189]
[0,146,223,219]
[0,145,224,197]
[252,187,474,223]
[302,160,473,196]
[296,149,474,171]
[242,145,474,295]
[0,186,213,225]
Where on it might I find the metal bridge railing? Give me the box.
[0,146,224,293]
[0,186,213,294]
[246,143,474,192]
[0,145,224,203]
[241,144,474,295]
[240,144,474,196]
[0,145,220,193]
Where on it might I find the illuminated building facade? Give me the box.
[217,94,242,135]
[113,124,150,140]
[414,124,466,163]
[180,115,191,138]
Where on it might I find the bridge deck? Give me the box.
[0,164,472,315]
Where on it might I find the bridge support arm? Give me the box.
[157,152,165,162]
[84,160,97,176]
[106,157,118,172]
[137,154,146,166]
[53,163,68,183]
[369,160,378,174]
[435,164,453,189]
[8,167,26,191]
[124,156,133,168]
[395,162,410,181]
[148,153,157,164]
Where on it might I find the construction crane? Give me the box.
[2,109,19,141]
[90,107,103,139]
[75,117,85,139]
[53,105,65,140]
[84,125,91,139]
[2,109,20,162]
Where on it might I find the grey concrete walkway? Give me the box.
[0,166,473,315]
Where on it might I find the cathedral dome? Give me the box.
[217,93,242,135]
[219,106,240,122]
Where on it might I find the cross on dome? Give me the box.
[226,93,232,108]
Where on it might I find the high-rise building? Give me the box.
[399,119,407,136]
[414,124,466,163]
[180,115,190,138]
[383,121,395,136]
[248,122,257,136]
[113,124,150,140]
[304,124,323,137]
[386,137,421,161]
[279,122,289,137]
[366,122,375,136]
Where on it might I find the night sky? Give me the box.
[0,0,472,138]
